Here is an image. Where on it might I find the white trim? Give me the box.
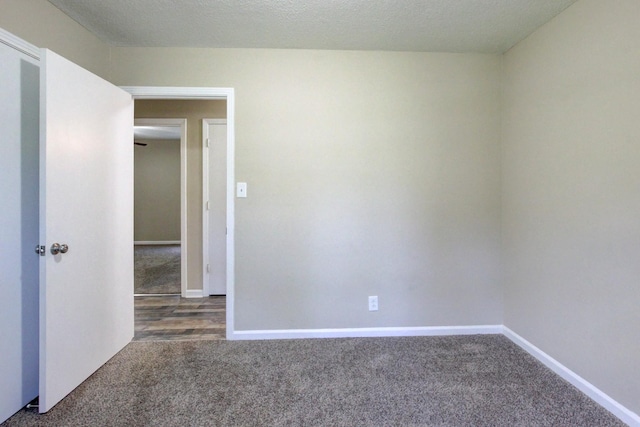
[230,325,503,341]
[0,28,40,60]
[202,118,228,297]
[121,86,233,100]
[134,118,188,297]
[225,94,236,339]
[503,327,640,427]
[134,241,180,245]
[124,87,235,338]
[185,289,204,298]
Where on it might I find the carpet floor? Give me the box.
[134,245,181,294]
[3,335,623,426]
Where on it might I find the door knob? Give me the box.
[50,243,69,255]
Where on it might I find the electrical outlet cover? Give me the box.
[368,295,378,311]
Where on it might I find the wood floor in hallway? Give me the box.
[134,295,226,341]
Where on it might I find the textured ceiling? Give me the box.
[48,0,578,53]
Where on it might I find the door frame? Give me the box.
[122,87,235,339]
[134,118,188,296]
[202,118,228,296]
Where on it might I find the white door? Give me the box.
[39,49,134,413]
[203,119,227,295]
[0,36,40,424]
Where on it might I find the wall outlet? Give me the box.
[368,296,378,311]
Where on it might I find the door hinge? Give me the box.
[206,201,210,210]
[35,245,45,256]
[205,138,210,148]
[206,263,210,273]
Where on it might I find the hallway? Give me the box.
[134,296,226,341]
[134,244,181,295]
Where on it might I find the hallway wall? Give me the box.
[134,139,181,242]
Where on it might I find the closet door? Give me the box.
[39,49,134,413]
[0,33,40,424]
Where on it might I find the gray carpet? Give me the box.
[3,335,624,426]
[134,245,181,294]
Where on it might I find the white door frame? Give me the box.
[202,118,228,296]
[122,87,235,339]
[134,118,188,296]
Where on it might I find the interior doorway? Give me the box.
[125,90,235,341]
[133,118,187,296]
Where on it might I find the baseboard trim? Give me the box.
[134,241,180,245]
[503,327,640,426]
[184,289,203,298]
[230,325,503,341]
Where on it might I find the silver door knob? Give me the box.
[50,243,69,255]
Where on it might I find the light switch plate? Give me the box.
[237,182,247,198]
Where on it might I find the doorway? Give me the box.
[133,119,187,296]
[124,89,235,341]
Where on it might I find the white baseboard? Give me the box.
[230,324,503,341]
[184,289,203,298]
[134,241,180,245]
[503,327,640,427]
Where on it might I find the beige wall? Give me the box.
[135,100,227,290]
[134,139,181,241]
[0,0,111,78]
[502,0,640,415]
[116,49,503,330]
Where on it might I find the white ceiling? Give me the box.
[134,126,181,141]
[47,0,578,54]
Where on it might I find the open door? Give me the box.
[39,49,134,412]
[203,119,227,295]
